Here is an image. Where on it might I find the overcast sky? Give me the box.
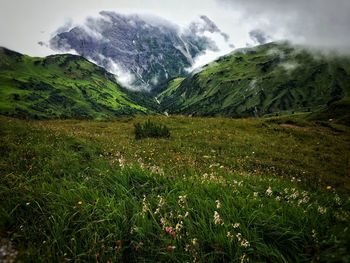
[1,0,349,58]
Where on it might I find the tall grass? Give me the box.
[0,116,349,262]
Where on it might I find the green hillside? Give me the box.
[158,42,350,118]
[0,47,153,119]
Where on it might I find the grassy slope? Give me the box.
[1,115,349,262]
[158,42,350,117]
[157,77,185,103]
[0,47,153,119]
[307,97,350,125]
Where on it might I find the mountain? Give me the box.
[0,47,154,119]
[49,12,231,90]
[157,42,350,117]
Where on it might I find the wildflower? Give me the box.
[232,223,240,229]
[175,221,184,232]
[142,195,149,214]
[298,195,310,205]
[130,226,139,234]
[318,206,327,214]
[160,217,168,227]
[266,186,273,196]
[77,201,83,205]
[290,191,300,199]
[334,194,341,205]
[227,231,234,240]
[192,238,198,246]
[166,245,176,252]
[215,200,222,209]
[165,226,175,237]
[213,211,224,225]
[178,195,187,208]
[26,202,30,206]
[253,192,258,197]
[157,195,166,207]
[312,229,317,239]
[240,239,250,248]
[236,233,242,241]
[240,253,247,263]
[275,196,281,201]
[154,207,160,214]
[326,185,332,190]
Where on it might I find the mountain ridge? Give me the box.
[157,42,350,118]
[0,47,155,119]
[49,12,231,90]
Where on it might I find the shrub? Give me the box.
[134,119,170,139]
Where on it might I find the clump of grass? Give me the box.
[134,119,170,139]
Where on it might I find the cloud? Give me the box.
[53,18,74,35]
[186,30,233,71]
[249,29,270,45]
[106,60,140,90]
[218,0,350,53]
[280,61,299,73]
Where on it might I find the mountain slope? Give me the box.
[158,42,350,117]
[0,47,153,119]
[50,12,231,90]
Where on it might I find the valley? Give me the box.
[1,35,350,262]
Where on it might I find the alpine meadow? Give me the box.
[0,1,350,262]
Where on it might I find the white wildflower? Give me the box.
[318,206,327,214]
[213,211,224,225]
[240,239,250,248]
[266,186,273,196]
[178,195,187,208]
[232,223,240,229]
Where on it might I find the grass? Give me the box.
[0,115,349,262]
[0,47,151,119]
[159,42,350,117]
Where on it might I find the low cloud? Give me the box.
[219,0,350,53]
[280,61,299,73]
[106,60,140,90]
[249,29,270,45]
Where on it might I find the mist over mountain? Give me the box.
[50,11,232,91]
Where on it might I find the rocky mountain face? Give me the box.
[50,12,230,90]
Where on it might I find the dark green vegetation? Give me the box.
[0,47,153,119]
[1,42,350,121]
[158,42,350,117]
[1,115,349,262]
[134,119,170,139]
[307,97,350,125]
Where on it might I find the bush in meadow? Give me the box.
[134,119,170,139]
